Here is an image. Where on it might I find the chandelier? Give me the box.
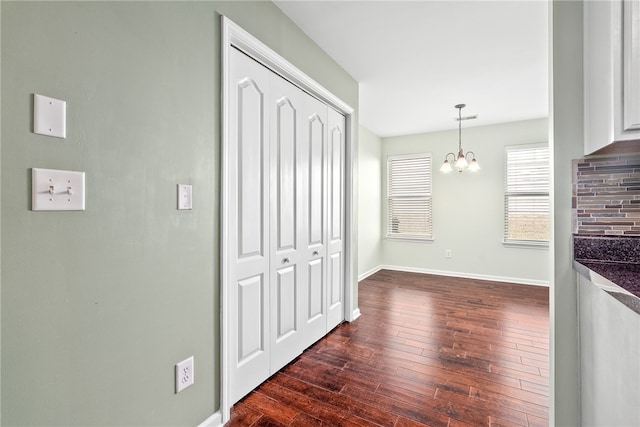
[440,104,480,173]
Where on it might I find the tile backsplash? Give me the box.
[573,154,640,236]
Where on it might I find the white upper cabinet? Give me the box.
[584,0,640,155]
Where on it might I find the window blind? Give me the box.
[387,154,432,239]
[504,144,550,243]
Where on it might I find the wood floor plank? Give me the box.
[340,383,451,427]
[469,385,549,419]
[270,374,398,426]
[241,391,300,425]
[393,416,433,427]
[434,387,526,426]
[226,402,264,427]
[225,270,549,427]
[375,381,437,405]
[256,381,351,425]
[520,380,550,396]
[527,413,550,427]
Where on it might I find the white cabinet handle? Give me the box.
[283,258,290,264]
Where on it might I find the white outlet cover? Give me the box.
[175,356,194,393]
[32,168,85,211]
[34,94,66,139]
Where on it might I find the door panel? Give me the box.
[228,48,271,403]
[275,266,296,340]
[269,75,307,372]
[308,114,325,247]
[238,78,265,259]
[299,95,328,346]
[327,108,346,329]
[237,275,265,364]
[329,253,342,309]
[329,125,343,242]
[275,98,296,252]
[307,258,324,320]
[305,257,326,343]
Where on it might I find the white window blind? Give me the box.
[504,144,550,243]
[387,154,432,240]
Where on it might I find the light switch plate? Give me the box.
[177,184,192,210]
[32,168,85,211]
[34,94,66,138]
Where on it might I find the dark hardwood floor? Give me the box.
[225,269,550,427]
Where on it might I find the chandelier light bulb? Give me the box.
[468,158,480,172]
[440,160,453,173]
[455,154,468,170]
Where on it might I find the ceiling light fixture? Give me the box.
[440,104,480,173]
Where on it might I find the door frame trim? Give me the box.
[220,16,356,422]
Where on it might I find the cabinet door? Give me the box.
[623,0,640,131]
[584,0,640,154]
[578,274,640,425]
[227,48,272,403]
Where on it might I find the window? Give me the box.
[504,143,550,244]
[387,153,432,240]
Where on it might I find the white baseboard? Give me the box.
[197,411,222,427]
[378,264,550,287]
[351,307,361,321]
[358,266,382,282]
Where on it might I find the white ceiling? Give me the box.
[273,1,549,137]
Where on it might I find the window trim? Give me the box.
[386,153,433,241]
[503,142,550,246]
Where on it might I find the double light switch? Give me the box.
[32,168,85,211]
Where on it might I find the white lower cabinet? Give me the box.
[578,274,640,425]
[226,47,346,404]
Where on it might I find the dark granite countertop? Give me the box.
[574,261,640,315]
[579,261,640,297]
[573,235,640,314]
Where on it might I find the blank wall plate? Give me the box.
[34,94,66,139]
[32,168,85,211]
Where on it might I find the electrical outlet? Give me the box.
[445,249,452,258]
[175,356,194,393]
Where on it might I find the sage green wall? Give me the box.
[550,1,582,424]
[0,1,358,425]
[357,126,382,279]
[381,119,550,285]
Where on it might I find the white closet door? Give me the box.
[228,48,272,403]
[327,108,346,330]
[299,94,329,348]
[268,75,308,372]
[227,46,345,404]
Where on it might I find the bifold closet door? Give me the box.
[327,108,346,331]
[227,48,273,403]
[268,72,308,372]
[297,93,329,351]
[227,47,346,404]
